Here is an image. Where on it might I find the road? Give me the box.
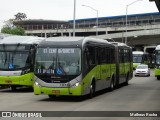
[0,70,160,120]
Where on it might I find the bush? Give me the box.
[1,26,25,35]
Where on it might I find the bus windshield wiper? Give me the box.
[2,44,7,66]
[11,43,20,64]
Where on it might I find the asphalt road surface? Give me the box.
[0,69,160,120]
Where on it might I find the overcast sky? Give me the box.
[0,0,159,29]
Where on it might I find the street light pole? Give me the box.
[125,0,142,44]
[82,5,98,36]
[73,0,76,37]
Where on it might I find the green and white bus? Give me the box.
[132,51,149,70]
[34,37,133,98]
[154,45,160,80]
[0,36,44,90]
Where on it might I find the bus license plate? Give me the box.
[5,80,12,84]
[52,90,60,94]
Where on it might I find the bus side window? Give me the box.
[119,48,124,63]
[106,48,110,64]
[100,47,106,64]
[87,46,96,66]
[96,47,101,64]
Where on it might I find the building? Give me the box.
[14,12,160,38]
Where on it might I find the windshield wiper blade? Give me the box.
[2,44,7,66]
[11,43,20,64]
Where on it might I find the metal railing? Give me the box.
[22,14,160,31]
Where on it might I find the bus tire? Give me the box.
[157,76,160,80]
[89,81,95,98]
[11,86,16,91]
[48,95,56,99]
[125,73,129,85]
[109,79,114,91]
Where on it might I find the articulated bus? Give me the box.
[132,51,149,69]
[34,37,133,98]
[0,36,44,90]
[154,45,160,80]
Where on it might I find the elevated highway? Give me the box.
[15,12,160,50]
[97,24,160,47]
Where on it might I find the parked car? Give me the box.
[135,64,150,77]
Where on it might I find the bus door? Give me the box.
[99,47,110,81]
[105,47,111,82]
[97,47,111,89]
[96,47,101,80]
[85,45,99,79]
[119,48,126,83]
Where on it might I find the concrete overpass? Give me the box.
[97,24,160,46]
[14,12,160,50]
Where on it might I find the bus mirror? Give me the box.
[29,49,34,65]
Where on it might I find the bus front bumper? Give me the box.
[0,73,33,86]
[34,83,82,96]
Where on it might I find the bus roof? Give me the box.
[0,36,45,45]
[133,51,144,54]
[45,37,109,42]
[39,37,111,47]
[0,33,13,40]
[45,37,84,42]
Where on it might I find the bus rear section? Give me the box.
[0,36,44,90]
[112,42,133,85]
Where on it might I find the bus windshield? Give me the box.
[0,52,30,70]
[35,48,81,76]
[0,45,30,70]
[133,55,143,63]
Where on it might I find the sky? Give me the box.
[0,0,159,29]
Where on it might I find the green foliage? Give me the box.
[1,26,25,35]
[1,12,27,35]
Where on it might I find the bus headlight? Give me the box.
[35,81,41,87]
[70,82,79,88]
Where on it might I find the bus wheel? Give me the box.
[89,82,95,98]
[109,80,114,91]
[157,76,160,80]
[48,95,56,99]
[11,86,16,91]
[125,73,129,85]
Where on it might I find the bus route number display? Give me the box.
[43,48,75,54]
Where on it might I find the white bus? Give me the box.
[0,36,44,90]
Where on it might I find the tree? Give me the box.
[0,12,27,35]
[1,26,25,35]
[14,12,27,21]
